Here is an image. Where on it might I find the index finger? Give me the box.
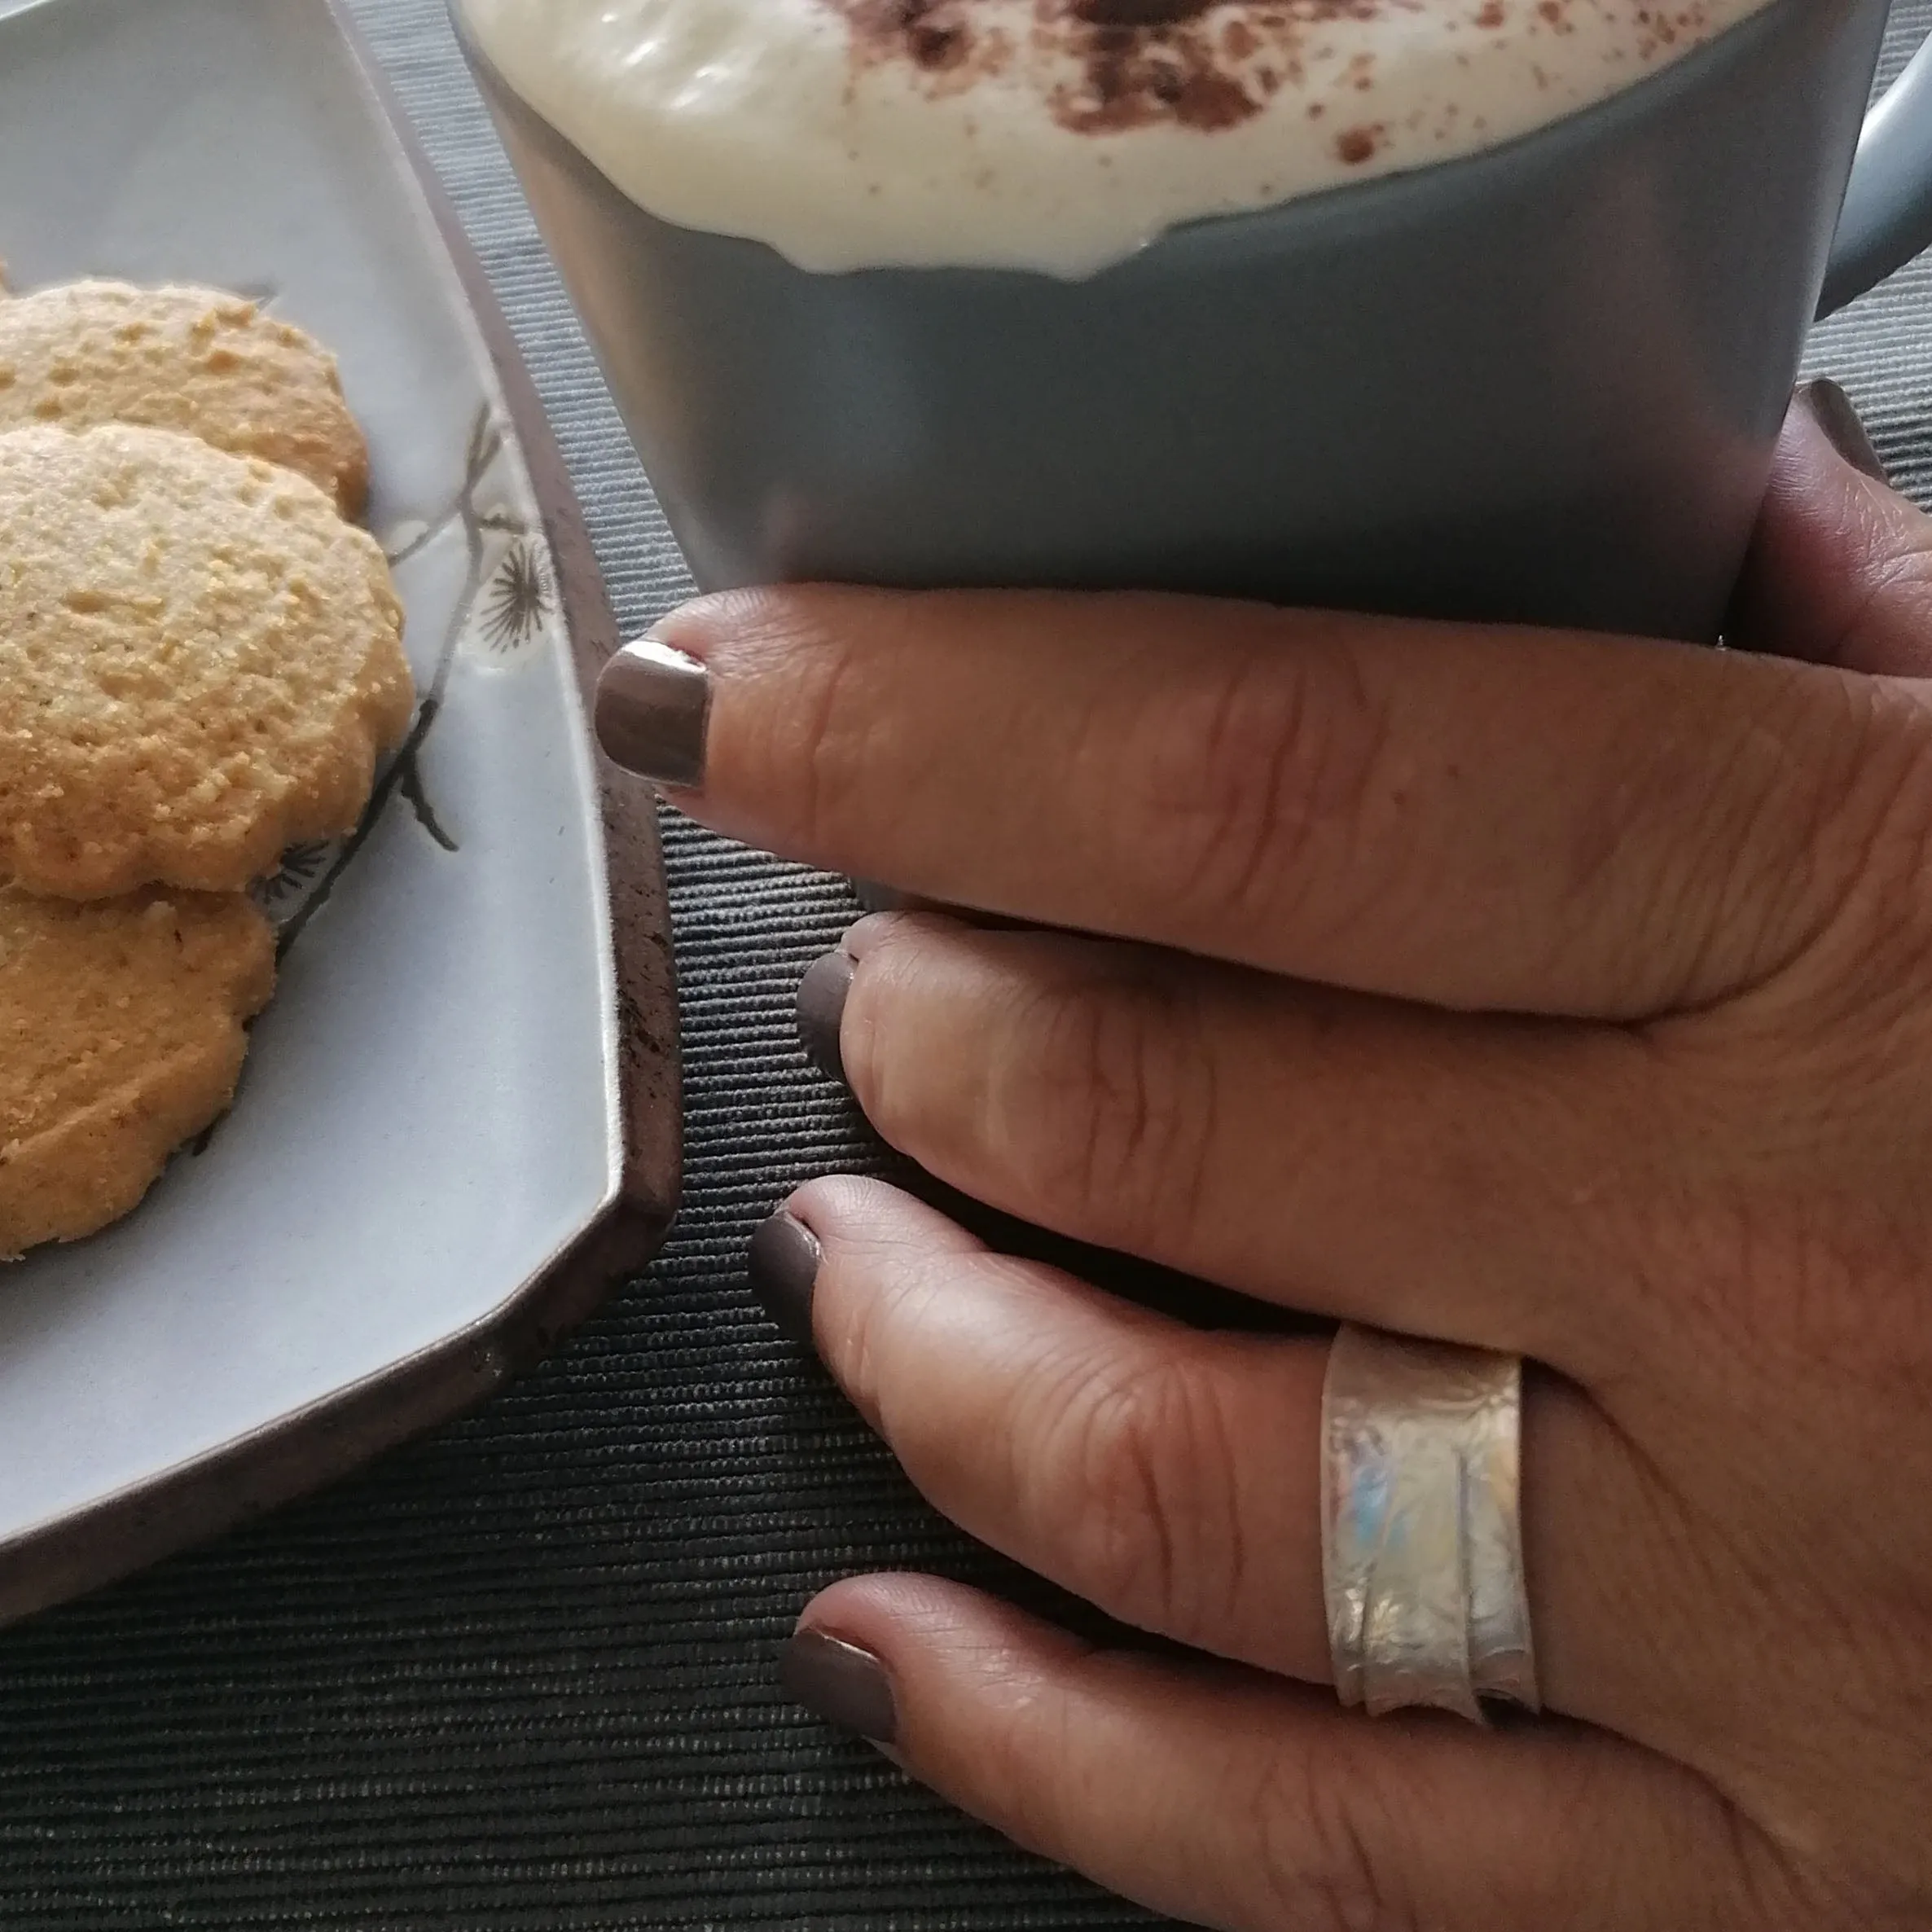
[599,583,1918,1017]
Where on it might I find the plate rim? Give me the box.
[0,0,682,1629]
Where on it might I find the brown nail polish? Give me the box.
[779,1629,898,1744]
[594,637,711,787]
[1798,378,1890,484]
[746,1210,820,1347]
[797,950,854,1083]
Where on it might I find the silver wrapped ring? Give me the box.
[1320,1323,1539,1723]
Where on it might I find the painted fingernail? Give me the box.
[746,1210,819,1347]
[797,950,854,1083]
[594,637,711,787]
[851,879,909,915]
[779,1629,898,1744]
[1797,378,1889,483]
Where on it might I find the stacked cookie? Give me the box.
[0,281,414,1258]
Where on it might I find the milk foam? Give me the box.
[462,0,1776,277]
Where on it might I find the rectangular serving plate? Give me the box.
[0,0,678,1626]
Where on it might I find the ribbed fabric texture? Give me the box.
[0,2,1927,1924]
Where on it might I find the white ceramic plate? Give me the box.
[0,0,678,1624]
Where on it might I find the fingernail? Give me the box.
[746,1210,819,1347]
[797,950,854,1083]
[1797,378,1889,484]
[779,1629,898,1744]
[595,637,711,787]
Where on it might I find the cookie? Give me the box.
[0,279,369,514]
[0,422,414,899]
[0,885,275,1257]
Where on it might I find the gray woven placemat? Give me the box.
[1,3,1928,1925]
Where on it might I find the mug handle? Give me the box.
[1819,33,1932,315]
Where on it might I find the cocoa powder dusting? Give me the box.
[843,0,986,74]
[823,0,1713,141]
[1072,0,1218,25]
[825,0,1452,136]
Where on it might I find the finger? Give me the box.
[751,1176,1698,1742]
[600,580,1905,1018]
[1730,379,1932,677]
[779,1574,1770,1932]
[812,910,1667,1378]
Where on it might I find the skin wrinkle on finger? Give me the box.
[1565,656,1879,1021]
[951,1286,1284,1662]
[1825,682,1932,940]
[1746,487,1881,666]
[1119,619,1407,958]
[1832,446,1932,645]
[1248,1729,1425,1932]
[1103,610,1602,1013]
[1698,674,1932,1008]
[1859,530,1932,658]
[1040,1334,1263,1662]
[981,957,1223,1273]
[790,620,893,853]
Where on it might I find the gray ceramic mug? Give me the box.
[459,0,1932,641]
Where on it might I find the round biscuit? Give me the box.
[0,279,369,514]
[0,885,275,1257]
[0,422,415,898]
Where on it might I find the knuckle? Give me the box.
[1122,636,1400,940]
[1592,665,1932,1007]
[1245,1746,1421,1932]
[999,964,1220,1250]
[1570,668,1824,1002]
[1811,683,1932,954]
[1728,673,1932,990]
[1040,1352,1248,1646]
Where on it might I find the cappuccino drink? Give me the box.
[457,0,1902,639]
[461,0,1775,276]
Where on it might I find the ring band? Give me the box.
[1320,1323,1539,1723]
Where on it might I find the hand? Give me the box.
[595,382,1932,1930]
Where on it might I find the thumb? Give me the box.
[1730,378,1932,677]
